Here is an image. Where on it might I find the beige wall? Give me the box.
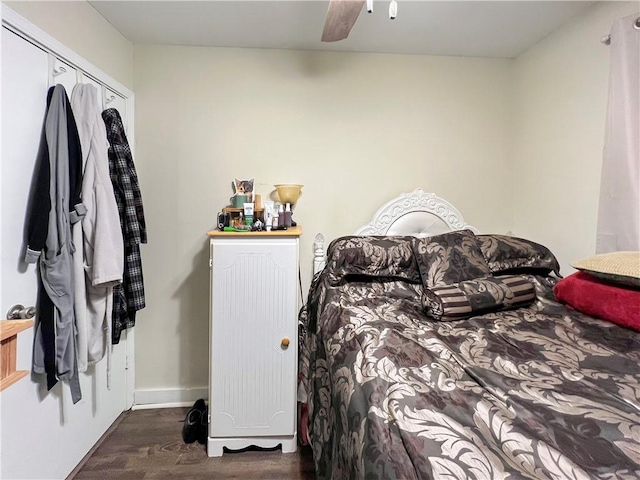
[4,1,133,89]
[133,45,513,391]
[10,0,633,397]
[512,1,639,275]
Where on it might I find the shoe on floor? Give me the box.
[182,399,206,444]
[197,405,208,445]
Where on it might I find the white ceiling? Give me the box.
[89,1,596,58]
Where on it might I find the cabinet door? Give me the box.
[210,238,298,437]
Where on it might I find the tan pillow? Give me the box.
[571,251,640,288]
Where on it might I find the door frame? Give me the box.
[1,4,136,408]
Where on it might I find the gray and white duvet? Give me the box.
[299,273,640,479]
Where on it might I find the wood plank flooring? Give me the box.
[72,408,316,480]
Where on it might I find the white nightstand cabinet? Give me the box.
[206,227,301,457]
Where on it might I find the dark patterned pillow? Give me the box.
[325,236,420,284]
[477,234,561,276]
[422,275,536,321]
[413,230,491,288]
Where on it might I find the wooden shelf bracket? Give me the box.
[0,319,34,391]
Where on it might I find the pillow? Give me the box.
[571,251,640,288]
[554,272,640,332]
[325,236,420,284]
[477,234,561,276]
[422,275,536,322]
[413,229,491,288]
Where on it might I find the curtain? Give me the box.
[596,14,640,253]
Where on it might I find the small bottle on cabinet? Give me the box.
[283,203,292,227]
[278,204,285,227]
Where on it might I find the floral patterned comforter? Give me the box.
[299,273,640,480]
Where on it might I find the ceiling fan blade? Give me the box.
[321,0,365,42]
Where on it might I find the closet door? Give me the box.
[0,28,47,316]
[1,27,129,480]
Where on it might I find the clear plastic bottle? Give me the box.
[278,204,285,227]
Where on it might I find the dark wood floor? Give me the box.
[72,408,316,480]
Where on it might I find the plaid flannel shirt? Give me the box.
[103,108,147,343]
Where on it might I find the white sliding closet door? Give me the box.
[0,27,128,480]
[0,30,47,317]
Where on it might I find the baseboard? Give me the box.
[133,387,208,409]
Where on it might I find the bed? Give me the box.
[299,189,640,480]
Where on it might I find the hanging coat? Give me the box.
[24,84,84,403]
[102,108,147,344]
[71,84,124,371]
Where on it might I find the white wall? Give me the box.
[3,0,133,89]
[132,44,514,396]
[512,1,639,275]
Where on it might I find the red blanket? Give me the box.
[554,272,640,332]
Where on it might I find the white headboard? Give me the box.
[313,189,477,274]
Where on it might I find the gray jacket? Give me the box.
[29,85,85,403]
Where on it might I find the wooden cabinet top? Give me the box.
[207,226,302,238]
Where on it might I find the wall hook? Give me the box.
[105,94,116,104]
[52,65,67,77]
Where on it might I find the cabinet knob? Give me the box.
[281,337,290,348]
